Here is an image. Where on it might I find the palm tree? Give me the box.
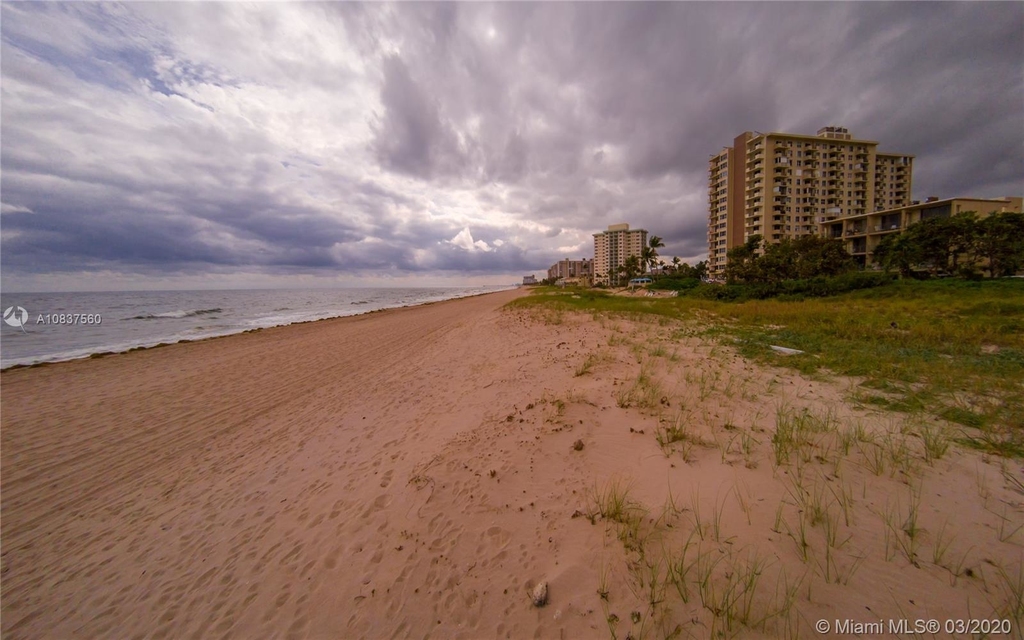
[671,256,681,272]
[640,246,654,274]
[616,255,642,286]
[645,236,665,273]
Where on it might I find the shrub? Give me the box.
[650,277,702,291]
[682,272,893,302]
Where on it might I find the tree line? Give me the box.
[724,234,854,284]
[724,211,1024,285]
[873,211,1024,278]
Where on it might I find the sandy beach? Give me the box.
[2,288,1022,639]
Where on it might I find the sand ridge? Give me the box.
[2,288,1023,638]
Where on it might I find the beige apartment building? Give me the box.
[547,258,593,283]
[593,223,648,285]
[821,196,1023,267]
[708,126,913,277]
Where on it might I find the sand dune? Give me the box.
[2,288,1022,639]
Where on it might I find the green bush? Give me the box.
[649,277,701,291]
[682,272,893,302]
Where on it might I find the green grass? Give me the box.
[615,361,663,411]
[508,279,1024,456]
[574,352,599,377]
[996,558,1024,630]
[589,478,646,527]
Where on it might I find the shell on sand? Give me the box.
[531,581,548,607]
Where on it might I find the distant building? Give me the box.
[820,196,1023,268]
[547,258,593,283]
[593,223,648,286]
[708,126,913,277]
[522,275,538,285]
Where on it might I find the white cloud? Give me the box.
[0,203,34,215]
[448,227,491,252]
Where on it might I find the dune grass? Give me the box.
[508,279,1024,456]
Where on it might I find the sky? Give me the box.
[1,2,1022,292]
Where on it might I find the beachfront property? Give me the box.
[820,195,1024,267]
[547,258,593,285]
[593,223,648,286]
[522,275,538,285]
[708,126,913,277]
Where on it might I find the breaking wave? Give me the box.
[125,308,223,321]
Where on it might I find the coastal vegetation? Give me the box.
[723,234,855,285]
[873,211,1024,278]
[648,211,1023,298]
[508,281,1023,638]
[509,278,1024,457]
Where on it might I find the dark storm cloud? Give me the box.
[2,2,1021,288]
[371,55,468,179]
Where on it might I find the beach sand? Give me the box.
[2,288,1022,638]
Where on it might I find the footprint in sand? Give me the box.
[307,513,325,529]
[380,469,394,488]
[485,525,511,547]
[323,545,341,569]
[361,494,392,518]
[287,613,309,640]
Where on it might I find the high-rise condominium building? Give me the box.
[593,223,648,286]
[547,258,593,282]
[708,126,913,277]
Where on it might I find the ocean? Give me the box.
[0,286,517,369]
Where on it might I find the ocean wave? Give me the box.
[2,287,520,369]
[125,308,223,321]
[0,327,242,370]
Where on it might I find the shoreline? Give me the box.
[0,286,518,372]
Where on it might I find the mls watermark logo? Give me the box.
[3,306,29,332]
